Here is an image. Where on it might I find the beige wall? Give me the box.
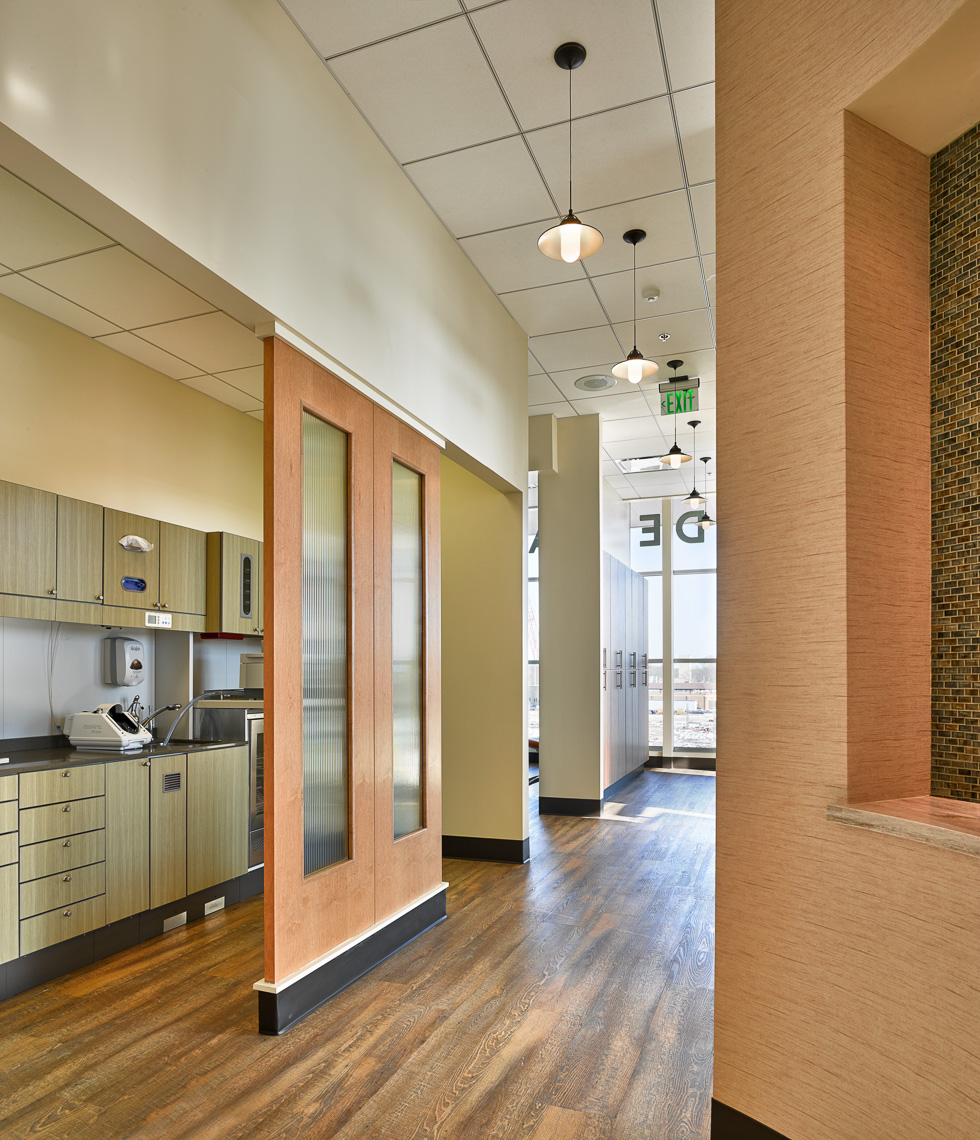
[0,0,527,491]
[602,479,630,564]
[538,415,604,803]
[440,456,527,843]
[0,294,262,535]
[716,2,977,1138]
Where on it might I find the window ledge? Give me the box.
[827,796,980,858]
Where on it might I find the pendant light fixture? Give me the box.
[537,42,603,264]
[682,420,706,507]
[698,456,716,528]
[657,360,692,468]
[611,229,659,383]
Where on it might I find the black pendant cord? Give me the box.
[631,241,638,351]
[567,67,573,215]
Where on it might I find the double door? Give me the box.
[264,338,441,985]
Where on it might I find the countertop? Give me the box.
[0,738,248,775]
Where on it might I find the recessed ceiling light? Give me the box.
[659,332,670,341]
[574,374,617,392]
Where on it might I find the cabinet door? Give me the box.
[150,755,186,909]
[160,522,206,616]
[0,863,16,965]
[187,746,248,895]
[0,480,57,599]
[103,510,160,610]
[207,532,260,634]
[106,757,150,924]
[57,496,104,604]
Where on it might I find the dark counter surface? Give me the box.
[0,738,247,775]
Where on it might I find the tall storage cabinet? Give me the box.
[602,553,649,793]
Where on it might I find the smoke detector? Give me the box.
[573,373,617,392]
[642,287,661,303]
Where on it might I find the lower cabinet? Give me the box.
[105,757,150,924]
[150,754,187,909]
[0,864,17,965]
[187,746,248,895]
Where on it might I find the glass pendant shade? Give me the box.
[699,510,715,529]
[538,213,604,263]
[684,488,706,508]
[659,442,692,468]
[612,347,659,384]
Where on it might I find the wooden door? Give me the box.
[105,756,150,924]
[159,522,206,615]
[103,509,160,609]
[373,407,442,919]
[264,337,376,984]
[0,479,57,599]
[57,496,104,604]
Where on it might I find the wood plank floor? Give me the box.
[0,771,715,1139]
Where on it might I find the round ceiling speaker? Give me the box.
[574,374,617,392]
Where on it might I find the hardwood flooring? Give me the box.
[0,771,715,1139]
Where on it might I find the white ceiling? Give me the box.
[283,0,717,501]
[0,165,264,419]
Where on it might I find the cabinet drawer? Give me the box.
[0,832,16,867]
[20,894,105,956]
[20,862,106,919]
[0,773,16,802]
[20,830,105,881]
[0,801,15,834]
[20,765,105,808]
[20,798,105,845]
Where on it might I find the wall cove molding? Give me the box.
[442,835,530,863]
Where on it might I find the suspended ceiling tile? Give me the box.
[647,346,716,386]
[25,246,213,330]
[673,84,715,185]
[701,254,716,308]
[602,458,624,476]
[617,307,713,359]
[459,218,588,293]
[471,0,667,130]
[569,389,656,419]
[657,0,715,89]
[591,257,707,324]
[690,182,715,254]
[328,20,515,163]
[95,331,203,381]
[135,311,262,374]
[0,274,120,338]
[528,349,545,376]
[213,364,264,402]
[604,437,669,461]
[528,324,623,373]
[546,361,621,399]
[605,474,635,494]
[282,0,460,57]
[0,167,111,270]
[0,263,10,274]
[602,415,664,444]
[180,374,263,414]
[574,191,697,276]
[526,99,684,214]
[628,469,694,496]
[501,278,608,337]
[406,136,555,236]
[529,400,578,418]
[528,374,564,405]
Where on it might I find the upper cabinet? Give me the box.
[0,481,57,607]
[159,522,206,617]
[207,532,263,636]
[103,510,161,610]
[57,495,104,604]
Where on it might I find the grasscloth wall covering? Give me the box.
[932,121,980,801]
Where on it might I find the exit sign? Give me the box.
[659,376,700,415]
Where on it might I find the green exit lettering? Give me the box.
[660,389,698,415]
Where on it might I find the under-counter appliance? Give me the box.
[65,702,153,750]
[194,696,264,870]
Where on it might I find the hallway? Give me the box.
[0,772,715,1139]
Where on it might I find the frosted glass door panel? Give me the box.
[392,461,424,839]
[302,412,350,875]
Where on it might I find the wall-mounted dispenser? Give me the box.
[103,636,146,687]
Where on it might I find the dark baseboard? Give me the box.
[647,755,716,772]
[603,763,647,800]
[2,868,262,1003]
[538,796,601,815]
[442,835,530,864]
[257,887,448,1036]
[712,1099,790,1139]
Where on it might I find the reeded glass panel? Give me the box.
[302,412,349,875]
[392,461,424,839]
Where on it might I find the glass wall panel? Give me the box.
[528,506,539,579]
[630,519,664,573]
[528,580,540,662]
[302,412,349,875]
[647,659,664,749]
[528,663,540,739]
[673,661,717,750]
[672,572,717,658]
[671,497,717,570]
[392,461,424,839]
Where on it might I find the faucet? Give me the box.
[140,703,182,731]
[159,690,227,747]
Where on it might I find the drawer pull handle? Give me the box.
[63,910,72,917]
[97,594,104,602]
[62,805,72,813]
[62,770,71,777]
[63,840,72,848]
[63,875,72,883]
[142,760,151,768]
